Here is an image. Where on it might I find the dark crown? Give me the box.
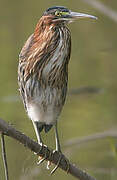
[43,6,70,15]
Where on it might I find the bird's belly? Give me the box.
[27,86,64,125]
[27,103,58,124]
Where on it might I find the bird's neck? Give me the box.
[34,17,68,42]
[34,17,55,42]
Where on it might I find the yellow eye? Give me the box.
[55,11,62,16]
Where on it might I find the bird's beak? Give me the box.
[69,11,97,21]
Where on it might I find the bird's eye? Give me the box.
[55,11,62,16]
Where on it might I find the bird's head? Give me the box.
[43,6,97,25]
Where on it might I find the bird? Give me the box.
[18,6,97,171]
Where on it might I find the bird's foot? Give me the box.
[50,150,62,175]
[37,144,52,168]
[50,150,70,175]
[37,143,48,165]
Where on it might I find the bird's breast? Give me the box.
[42,28,69,79]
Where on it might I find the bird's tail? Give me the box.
[35,121,53,133]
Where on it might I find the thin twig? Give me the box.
[69,86,103,95]
[1,133,9,180]
[65,130,117,147]
[0,118,96,180]
[82,0,117,23]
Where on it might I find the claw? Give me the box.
[46,149,53,169]
[50,155,62,175]
[37,144,47,165]
[50,151,62,175]
[37,156,46,165]
[65,157,70,173]
[50,150,70,175]
[47,161,52,169]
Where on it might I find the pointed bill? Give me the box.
[69,11,97,20]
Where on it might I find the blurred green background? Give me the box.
[0,0,117,179]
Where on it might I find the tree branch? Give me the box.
[0,118,96,180]
[1,133,9,180]
[65,130,117,148]
[82,0,117,23]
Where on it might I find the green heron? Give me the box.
[18,6,97,171]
